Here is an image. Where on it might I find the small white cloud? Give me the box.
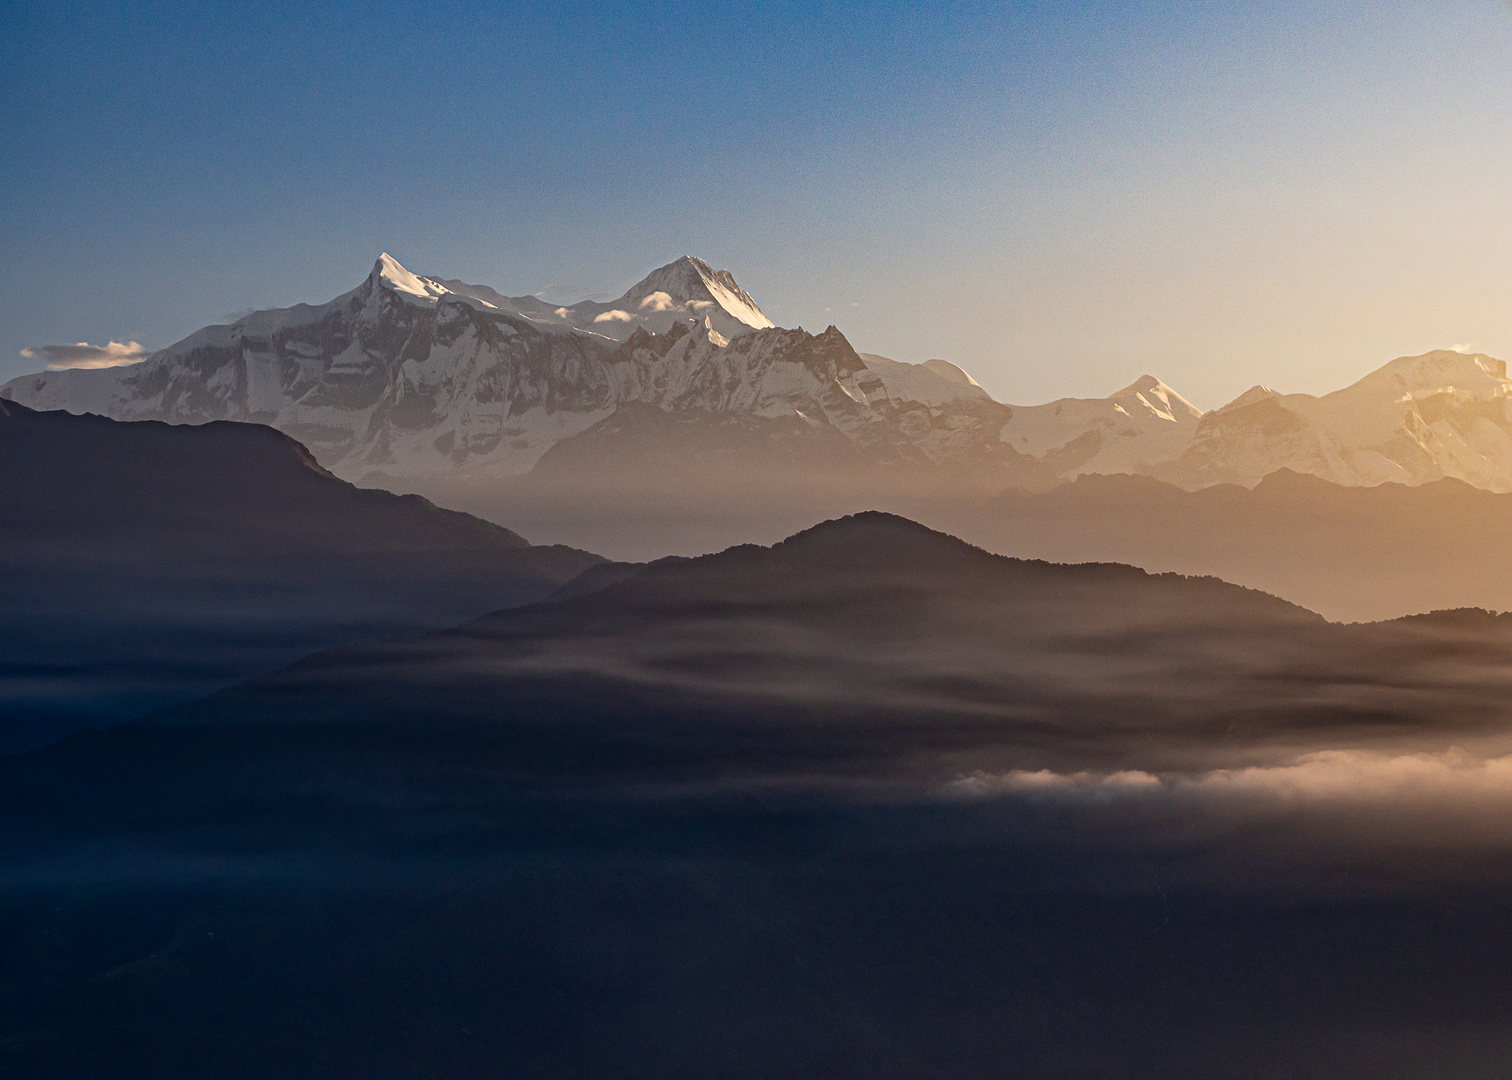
[638,291,676,312]
[968,768,1160,794]
[554,307,570,318]
[592,310,636,323]
[948,749,1512,807]
[21,340,152,371]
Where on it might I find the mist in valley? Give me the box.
[9,503,1512,1075]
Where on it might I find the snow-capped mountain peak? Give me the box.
[617,256,774,331]
[16,248,1512,502]
[1217,385,1280,413]
[1109,375,1203,425]
[423,256,770,343]
[1350,349,1509,400]
[370,253,453,303]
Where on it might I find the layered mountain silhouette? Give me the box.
[14,254,1512,579]
[142,511,1512,783]
[0,399,602,748]
[11,513,1512,1075]
[10,381,1508,754]
[12,251,1512,1079]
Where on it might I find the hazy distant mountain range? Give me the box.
[11,253,1512,500]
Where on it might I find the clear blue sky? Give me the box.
[4,0,1512,407]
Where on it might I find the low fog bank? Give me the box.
[8,732,1512,1078]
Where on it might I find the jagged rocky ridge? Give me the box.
[0,255,1193,491]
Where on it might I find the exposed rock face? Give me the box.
[527,327,1028,490]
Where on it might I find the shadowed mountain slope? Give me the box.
[153,511,1512,783]
[0,400,602,748]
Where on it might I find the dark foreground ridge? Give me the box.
[153,509,1339,777]
[0,400,603,748]
[153,509,1501,782]
[9,510,1512,1077]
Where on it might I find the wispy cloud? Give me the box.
[20,341,152,370]
[534,283,610,303]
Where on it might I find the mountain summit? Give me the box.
[371,252,453,302]
[615,255,774,333]
[431,254,772,343]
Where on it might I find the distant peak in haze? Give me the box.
[1109,375,1203,424]
[1360,348,1508,390]
[858,353,991,407]
[919,359,981,389]
[781,510,963,550]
